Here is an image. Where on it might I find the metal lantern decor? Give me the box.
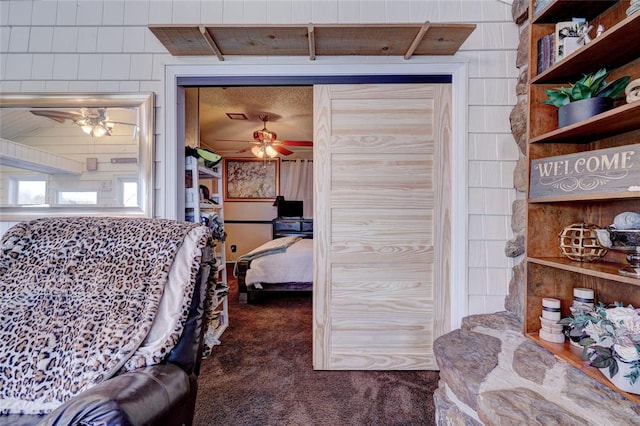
[558,223,608,262]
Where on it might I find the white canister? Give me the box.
[539,329,565,344]
[542,297,562,320]
[573,287,595,308]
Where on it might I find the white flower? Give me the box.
[614,343,640,363]
[606,306,640,334]
[584,321,614,347]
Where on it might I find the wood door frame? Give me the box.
[164,62,469,331]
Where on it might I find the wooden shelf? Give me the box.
[529,190,640,204]
[526,0,640,406]
[149,23,476,60]
[527,256,640,286]
[526,333,640,405]
[529,101,640,144]
[532,12,640,84]
[185,155,228,346]
[532,0,617,24]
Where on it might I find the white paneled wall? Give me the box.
[0,0,519,318]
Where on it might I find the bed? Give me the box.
[235,236,313,303]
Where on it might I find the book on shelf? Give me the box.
[537,33,555,74]
[533,0,552,17]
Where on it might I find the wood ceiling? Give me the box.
[149,22,476,60]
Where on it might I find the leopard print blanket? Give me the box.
[0,217,208,415]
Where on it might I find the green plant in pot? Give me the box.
[543,68,631,127]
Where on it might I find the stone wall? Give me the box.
[434,313,640,425]
[433,1,640,423]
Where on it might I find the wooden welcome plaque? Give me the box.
[530,144,640,201]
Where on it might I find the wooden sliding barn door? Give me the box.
[313,83,451,370]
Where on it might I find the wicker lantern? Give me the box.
[558,222,608,262]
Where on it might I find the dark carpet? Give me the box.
[193,279,439,426]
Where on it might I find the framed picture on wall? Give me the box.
[224,158,280,201]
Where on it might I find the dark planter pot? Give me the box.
[558,97,614,127]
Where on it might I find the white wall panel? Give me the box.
[172,1,202,24]
[124,28,148,52]
[76,1,103,26]
[52,54,79,80]
[45,81,69,92]
[77,28,99,53]
[56,2,77,26]
[356,1,387,22]
[31,55,54,80]
[78,55,103,80]
[438,1,462,21]
[8,27,30,52]
[149,1,172,24]
[29,27,54,52]
[384,1,411,22]
[124,1,151,26]
[102,1,125,25]
[291,1,312,21]
[101,54,131,80]
[52,27,78,52]
[4,54,33,79]
[7,1,32,25]
[97,27,125,52]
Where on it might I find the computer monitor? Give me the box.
[278,200,303,218]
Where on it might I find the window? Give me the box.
[10,178,47,206]
[57,191,98,205]
[121,180,138,207]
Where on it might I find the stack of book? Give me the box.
[537,34,554,74]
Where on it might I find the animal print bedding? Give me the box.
[0,217,208,415]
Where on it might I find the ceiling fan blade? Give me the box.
[272,145,294,156]
[236,146,254,153]
[280,140,313,147]
[30,110,80,123]
[215,139,259,144]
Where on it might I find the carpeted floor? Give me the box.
[193,279,439,426]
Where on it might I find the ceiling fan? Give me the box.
[235,114,313,158]
[30,108,137,138]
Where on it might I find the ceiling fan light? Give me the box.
[91,124,108,138]
[265,144,278,158]
[253,128,277,143]
[251,145,265,158]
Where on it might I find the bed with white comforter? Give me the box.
[235,236,313,303]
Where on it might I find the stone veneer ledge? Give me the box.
[434,312,640,425]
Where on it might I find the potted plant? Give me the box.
[542,68,631,127]
[559,302,640,394]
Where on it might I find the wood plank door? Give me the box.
[313,83,451,370]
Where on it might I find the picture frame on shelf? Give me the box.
[223,158,280,202]
[555,20,587,62]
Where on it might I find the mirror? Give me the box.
[0,93,154,221]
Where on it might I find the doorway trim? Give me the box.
[163,61,469,330]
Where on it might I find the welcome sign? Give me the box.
[530,144,640,200]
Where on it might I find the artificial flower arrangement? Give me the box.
[559,302,640,390]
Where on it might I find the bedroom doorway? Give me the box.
[170,64,464,371]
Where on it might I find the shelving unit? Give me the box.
[526,0,640,403]
[185,155,228,343]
